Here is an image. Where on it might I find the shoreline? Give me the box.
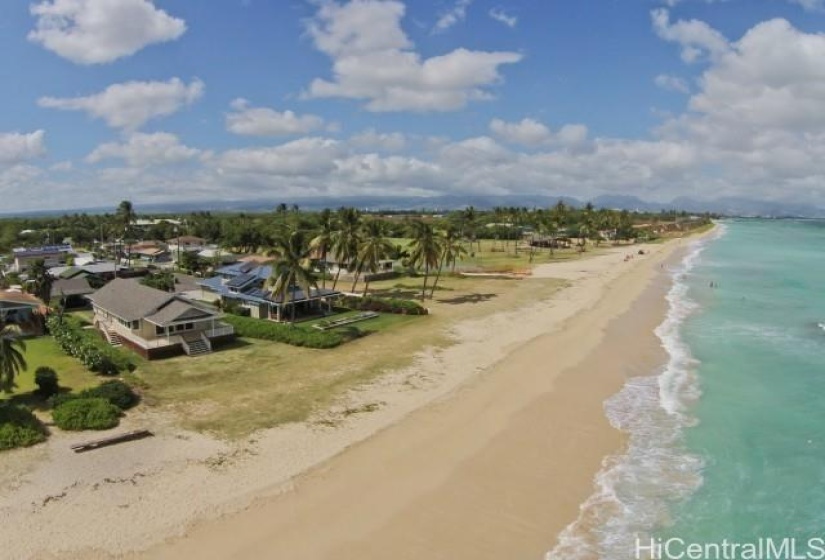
[134,238,694,560]
[1,235,702,560]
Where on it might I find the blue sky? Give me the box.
[1,0,825,212]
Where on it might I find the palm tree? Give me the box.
[330,207,361,291]
[310,209,335,290]
[115,200,136,232]
[409,221,442,301]
[115,200,136,268]
[354,219,394,296]
[28,259,53,305]
[578,204,595,254]
[461,206,480,256]
[265,230,317,325]
[0,321,27,393]
[430,226,466,298]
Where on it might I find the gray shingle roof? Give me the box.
[144,300,217,327]
[53,277,94,297]
[87,279,176,321]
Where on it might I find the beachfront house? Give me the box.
[198,262,340,321]
[87,278,235,359]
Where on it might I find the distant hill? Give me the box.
[2,194,823,218]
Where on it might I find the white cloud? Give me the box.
[488,7,517,28]
[86,132,200,167]
[305,0,522,112]
[489,118,589,148]
[214,137,344,177]
[349,129,407,151]
[38,78,204,131]
[490,118,551,146]
[0,131,46,164]
[433,0,472,33]
[28,0,186,65]
[651,8,730,63]
[226,99,325,136]
[684,19,825,132]
[654,74,690,93]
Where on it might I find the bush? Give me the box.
[34,367,59,397]
[82,380,139,410]
[339,295,428,316]
[0,404,48,450]
[223,315,344,348]
[46,315,134,375]
[49,392,79,408]
[52,398,120,431]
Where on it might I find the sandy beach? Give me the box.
[0,235,698,560]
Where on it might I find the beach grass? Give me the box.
[131,274,566,438]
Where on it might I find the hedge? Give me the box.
[46,315,134,375]
[222,315,344,348]
[0,404,48,450]
[339,295,428,315]
[52,398,120,431]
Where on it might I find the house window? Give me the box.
[131,320,139,330]
[155,326,165,336]
[185,323,194,330]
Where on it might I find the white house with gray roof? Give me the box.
[87,278,234,359]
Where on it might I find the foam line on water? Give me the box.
[546,225,726,560]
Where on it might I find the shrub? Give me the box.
[339,295,428,316]
[49,392,80,408]
[34,367,59,398]
[0,404,48,450]
[46,315,134,375]
[82,380,139,410]
[52,398,120,431]
[222,315,344,348]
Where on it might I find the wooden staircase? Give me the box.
[182,333,211,357]
[105,328,122,347]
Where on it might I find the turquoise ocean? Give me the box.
[547,219,825,559]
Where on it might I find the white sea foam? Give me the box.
[546,224,727,560]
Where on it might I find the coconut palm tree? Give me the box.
[28,259,53,305]
[430,226,466,298]
[354,219,394,296]
[310,208,335,290]
[265,230,317,325]
[409,220,442,301]
[0,321,27,393]
[115,200,136,233]
[330,207,361,291]
[461,206,480,256]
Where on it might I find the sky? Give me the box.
[2,0,825,213]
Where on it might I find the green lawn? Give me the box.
[310,309,419,334]
[1,337,101,401]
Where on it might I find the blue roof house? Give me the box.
[198,262,340,322]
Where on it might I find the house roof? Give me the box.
[12,244,73,258]
[0,290,44,307]
[238,254,275,265]
[53,277,94,297]
[144,299,217,327]
[167,235,205,244]
[87,279,177,322]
